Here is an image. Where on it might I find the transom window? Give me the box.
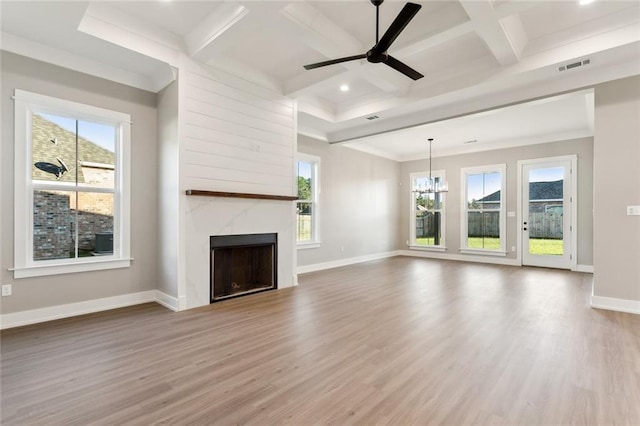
[296,153,320,247]
[461,164,506,255]
[13,90,131,278]
[410,171,446,249]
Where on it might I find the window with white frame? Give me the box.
[13,89,131,278]
[296,153,320,247]
[461,164,506,255]
[410,171,446,249]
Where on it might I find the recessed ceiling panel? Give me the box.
[310,1,470,49]
[108,1,221,37]
[314,78,383,106]
[408,32,497,76]
[520,1,638,43]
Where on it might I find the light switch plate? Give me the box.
[627,206,640,216]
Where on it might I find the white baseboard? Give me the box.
[591,295,640,315]
[574,264,594,273]
[0,290,156,330]
[297,251,400,274]
[154,290,181,312]
[398,250,521,266]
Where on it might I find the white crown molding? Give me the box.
[78,2,183,67]
[1,32,163,93]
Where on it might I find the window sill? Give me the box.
[459,249,507,257]
[12,258,132,279]
[409,245,447,252]
[297,242,321,250]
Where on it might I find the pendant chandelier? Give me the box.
[414,138,448,194]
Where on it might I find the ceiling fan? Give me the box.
[303,0,424,80]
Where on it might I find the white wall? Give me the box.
[157,79,180,300]
[297,135,401,269]
[0,51,158,315]
[593,75,640,310]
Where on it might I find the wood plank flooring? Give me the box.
[2,257,639,425]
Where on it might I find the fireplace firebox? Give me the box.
[210,233,277,302]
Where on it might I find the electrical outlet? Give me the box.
[511,246,516,252]
[340,245,344,253]
[2,284,12,297]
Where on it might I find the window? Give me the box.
[296,153,320,247]
[461,164,506,255]
[13,89,131,278]
[410,171,446,250]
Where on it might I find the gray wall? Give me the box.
[399,138,594,265]
[0,51,158,314]
[297,135,401,267]
[593,75,640,302]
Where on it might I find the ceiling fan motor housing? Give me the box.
[367,50,388,63]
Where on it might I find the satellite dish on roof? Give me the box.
[34,157,68,179]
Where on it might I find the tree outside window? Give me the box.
[411,172,446,248]
[296,154,319,245]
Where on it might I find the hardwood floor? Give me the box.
[2,257,639,425]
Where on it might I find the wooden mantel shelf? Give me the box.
[185,190,297,201]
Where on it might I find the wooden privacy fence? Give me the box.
[417,211,563,239]
[528,212,563,239]
[416,212,441,237]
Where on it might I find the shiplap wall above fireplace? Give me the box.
[157,56,297,310]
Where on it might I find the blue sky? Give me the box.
[467,167,564,202]
[41,113,115,152]
[298,161,312,179]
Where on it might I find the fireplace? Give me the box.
[210,233,277,302]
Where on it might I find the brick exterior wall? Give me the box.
[33,188,114,260]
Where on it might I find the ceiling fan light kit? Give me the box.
[303,0,424,80]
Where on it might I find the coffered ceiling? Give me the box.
[1,0,639,159]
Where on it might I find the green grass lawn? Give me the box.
[415,237,438,246]
[416,237,563,255]
[529,238,563,255]
[467,237,501,249]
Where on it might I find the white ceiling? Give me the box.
[1,0,638,161]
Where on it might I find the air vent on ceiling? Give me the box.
[366,115,379,120]
[464,139,478,144]
[558,59,590,72]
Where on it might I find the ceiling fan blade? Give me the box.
[304,54,367,70]
[383,56,424,80]
[374,2,421,53]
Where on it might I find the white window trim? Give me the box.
[296,152,320,247]
[460,164,507,256]
[409,170,446,251]
[13,89,131,278]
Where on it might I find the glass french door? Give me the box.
[521,158,574,269]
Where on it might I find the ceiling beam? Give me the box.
[185,3,249,60]
[459,0,526,66]
[77,2,183,67]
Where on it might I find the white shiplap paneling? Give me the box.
[182,64,295,195]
